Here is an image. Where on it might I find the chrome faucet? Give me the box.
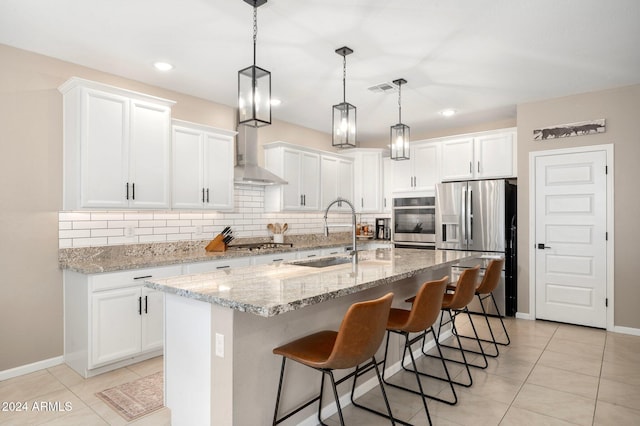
[323,197,357,261]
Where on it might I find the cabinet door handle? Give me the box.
[132,183,135,200]
[384,198,386,208]
[307,254,317,258]
[133,275,152,280]
[303,194,306,206]
[300,194,303,206]
[361,198,364,208]
[272,258,283,262]
[138,296,142,315]
[477,162,480,173]
[126,182,129,200]
[216,265,230,269]
[206,188,210,203]
[144,295,148,314]
[469,162,472,173]
[202,188,205,203]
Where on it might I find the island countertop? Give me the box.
[145,247,481,317]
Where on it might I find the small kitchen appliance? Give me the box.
[375,218,391,240]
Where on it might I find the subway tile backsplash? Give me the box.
[59,185,387,248]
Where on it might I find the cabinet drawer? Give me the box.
[185,257,252,274]
[91,265,182,292]
[252,252,298,265]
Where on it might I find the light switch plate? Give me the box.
[215,333,224,358]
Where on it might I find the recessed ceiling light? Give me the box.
[441,109,456,117]
[270,98,282,106]
[153,62,173,71]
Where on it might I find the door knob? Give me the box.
[537,243,551,249]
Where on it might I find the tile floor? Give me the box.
[1,317,639,425]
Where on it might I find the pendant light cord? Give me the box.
[398,82,402,123]
[342,55,347,103]
[252,6,258,66]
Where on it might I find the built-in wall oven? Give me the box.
[392,196,436,248]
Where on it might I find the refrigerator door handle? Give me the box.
[468,187,473,244]
[461,184,467,245]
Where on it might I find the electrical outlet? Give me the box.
[124,226,134,237]
[195,225,203,235]
[215,333,224,358]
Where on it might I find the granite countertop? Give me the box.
[59,233,382,274]
[145,247,481,317]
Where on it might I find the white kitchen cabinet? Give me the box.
[59,77,175,210]
[392,142,439,193]
[64,265,182,378]
[264,142,321,211]
[321,154,354,212]
[344,149,383,213]
[382,157,392,212]
[172,120,236,210]
[440,130,516,181]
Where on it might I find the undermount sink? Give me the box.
[290,256,353,268]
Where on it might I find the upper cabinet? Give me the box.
[440,130,516,181]
[320,154,354,212]
[264,142,321,211]
[172,120,236,210]
[391,141,440,193]
[60,78,175,210]
[382,157,393,213]
[344,149,383,213]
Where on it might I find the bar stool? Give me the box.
[418,266,486,387]
[356,277,455,426]
[450,258,510,358]
[272,293,395,426]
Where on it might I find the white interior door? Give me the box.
[534,150,607,328]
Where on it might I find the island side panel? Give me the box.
[231,269,446,425]
[165,293,214,426]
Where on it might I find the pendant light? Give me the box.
[390,78,410,160]
[238,0,271,127]
[332,46,356,148]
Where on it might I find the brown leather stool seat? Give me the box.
[359,277,455,426]
[418,265,487,387]
[447,258,511,358]
[272,293,396,426]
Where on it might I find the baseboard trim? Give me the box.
[515,312,532,320]
[0,356,64,381]
[612,325,640,336]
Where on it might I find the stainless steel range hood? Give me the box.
[234,124,287,186]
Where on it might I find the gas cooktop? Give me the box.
[226,242,294,251]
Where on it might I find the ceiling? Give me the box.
[2,0,640,143]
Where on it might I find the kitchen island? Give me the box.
[146,247,481,425]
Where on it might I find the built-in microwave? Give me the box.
[392,196,436,248]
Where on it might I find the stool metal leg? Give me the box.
[350,355,406,425]
[273,357,287,426]
[452,292,511,350]
[398,326,458,405]
[326,370,345,426]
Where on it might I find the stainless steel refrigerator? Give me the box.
[436,179,517,316]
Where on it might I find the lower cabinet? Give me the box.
[64,265,182,378]
[90,286,164,366]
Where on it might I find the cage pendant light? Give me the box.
[238,0,271,127]
[332,46,356,148]
[390,78,410,160]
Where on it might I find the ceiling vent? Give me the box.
[367,81,399,93]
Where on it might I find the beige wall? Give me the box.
[516,84,640,328]
[0,44,331,371]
